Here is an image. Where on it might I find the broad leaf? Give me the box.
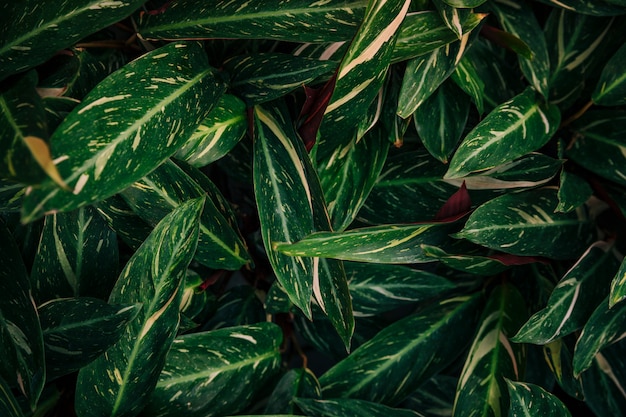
[506,380,572,417]
[581,339,626,417]
[94,195,152,251]
[556,171,592,213]
[512,241,621,345]
[320,294,482,405]
[265,368,322,415]
[593,42,626,105]
[0,0,144,81]
[400,375,457,416]
[543,336,584,400]
[535,0,626,16]
[0,376,24,417]
[22,41,225,222]
[39,298,141,381]
[445,88,560,179]
[452,55,485,114]
[434,0,471,40]
[144,323,282,417]
[455,188,593,260]
[610,256,626,306]
[0,220,45,406]
[75,198,204,417]
[294,398,422,417]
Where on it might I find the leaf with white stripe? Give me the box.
[346,262,454,317]
[610,256,626,306]
[543,336,583,400]
[120,159,251,270]
[506,380,572,417]
[320,294,482,405]
[580,339,626,417]
[0,376,24,417]
[445,88,560,179]
[421,244,510,276]
[451,55,485,114]
[294,398,422,417]
[75,197,203,417]
[453,284,527,417]
[201,285,265,331]
[21,41,226,223]
[265,368,322,415]
[592,42,626,106]
[144,323,282,417]
[433,0,470,39]
[0,179,26,212]
[534,0,626,16]
[512,241,621,345]
[174,94,247,167]
[556,171,592,213]
[94,194,152,251]
[0,0,144,81]
[573,296,626,376]
[39,297,141,381]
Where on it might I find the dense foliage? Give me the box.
[2,0,626,416]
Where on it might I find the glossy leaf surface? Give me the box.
[610,256,626,306]
[506,380,572,417]
[593,41,626,105]
[295,398,421,417]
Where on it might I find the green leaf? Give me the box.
[567,110,626,186]
[0,179,26,212]
[30,205,119,303]
[580,339,626,417]
[174,94,247,167]
[21,41,226,222]
[0,0,144,81]
[441,0,488,6]
[120,159,251,270]
[490,0,551,97]
[543,336,584,400]
[592,42,626,106]
[535,0,626,16]
[94,194,152,251]
[265,368,322,415]
[610,256,626,306]
[225,53,335,105]
[455,188,593,259]
[453,284,527,417]
[75,197,204,417]
[138,0,367,42]
[506,380,572,417]
[434,0,471,40]
[451,55,485,114]
[556,171,592,213]
[0,220,45,406]
[294,398,422,417]
[39,297,141,381]
[573,296,626,376]
[320,294,482,405]
[201,286,265,331]
[43,96,80,132]
[400,375,457,416]
[0,376,24,417]
[144,323,282,417]
[346,262,454,317]
[512,241,622,345]
[414,80,470,163]
[421,244,510,276]
[445,88,560,179]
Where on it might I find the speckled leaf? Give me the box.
[556,171,592,213]
[567,110,626,186]
[38,298,141,381]
[543,336,584,400]
[0,0,144,81]
[506,380,572,417]
[451,56,485,114]
[75,198,203,417]
[454,188,594,260]
[535,0,626,16]
[174,94,246,167]
[573,296,626,376]
[320,294,482,405]
[414,80,470,163]
[225,53,336,104]
[610,257,626,306]
[0,376,24,417]
[120,159,250,270]
[433,0,470,39]
[592,42,626,106]
[295,398,422,417]
[0,221,45,407]
[490,0,551,98]
[265,368,322,415]
[138,0,367,43]
[453,284,527,417]
[421,244,509,276]
[30,205,118,303]
[179,270,216,327]
[143,323,282,417]
[445,88,560,179]
[0,179,25,212]
[21,41,226,223]
[512,241,621,345]
[201,286,265,331]
[346,262,454,317]
[94,194,152,251]
[580,339,626,417]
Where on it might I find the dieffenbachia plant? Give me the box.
[1,0,626,416]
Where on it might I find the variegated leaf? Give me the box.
[174,94,247,167]
[512,241,622,345]
[265,368,322,415]
[400,375,457,416]
[346,262,454,317]
[580,339,626,416]
[534,0,626,16]
[421,244,509,276]
[433,0,470,39]
[38,298,141,381]
[320,294,482,405]
[21,41,226,222]
[0,221,45,406]
[0,376,24,417]
[0,0,144,81]
[454,188,594,260]
[75,198,204,417]
[592,42,626,106]
[441,0,488,6]
[144,323,282,417]
[506,380,572,417]
[94,194,152,251]
[445,88,560,179]
[201,285,265,331]
[120,159,251,270]
[610,256,626,306]
[0,179,26,212]
[30,205,119,303]
[43,95,79,131]
[543,336,583,400]
[138,0,367,43]
[556,171,592,213]
[453,284,527,417]
[451,55,485,114]
[295,398,422,417]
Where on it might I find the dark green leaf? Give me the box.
[441,0,488,6]
[42,96,80,131]
[265,368,321,415]
[610,257,626,306]
[451,55,485,114]
[543,336,583,400]
[592,42,626,105]
[535,0,626,16]
[556,171,592,213]
[94,194,152,251]
[0,376,24,417]
[434,0,471,39]
[506,380,572,417]
[421,244,510,276]
[581,339,626,417]
[294,398,421,417]
[0,179,25,212]
[201,286,265,331]
[400,375,457,416]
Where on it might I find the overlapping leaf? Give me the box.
[295,398,422,417]
[506,380,572,417]
[201,286,265,331]
[543,336,584,400]
[580,339,626,417]
[0,376,24,417]
[400,375,457,416]
[94,195,152,250]
[556,171,592,213]
[21,41,225,222]
[421,244,510,276]
[434,0,470,39]
[592,42,626,105]
[265,368,321,415]
[535,0,626,16]
[610,256,626,306]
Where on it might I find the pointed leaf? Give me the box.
[94,195,152,251]
[556,171,592,213]
[0,179,26,212]
[543,336,584,400]
[201,286,265,331]
[399,375,457,416]
[434,0,471,39]
[294,398,421,417]
[513,241,621,345]
[265,368,322,415]
[421,244,510,276]
[580,339,626,417]
[144,323,282,417]
[452,55,485,114]
[75,198,204,417]
[593,42,626,106]
[506,380,572,417]
[22,41,226,222]
[39,298,141,381]
[445,88,560,179]
[610,256,626,306]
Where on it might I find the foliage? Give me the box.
[2,0,626,416]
